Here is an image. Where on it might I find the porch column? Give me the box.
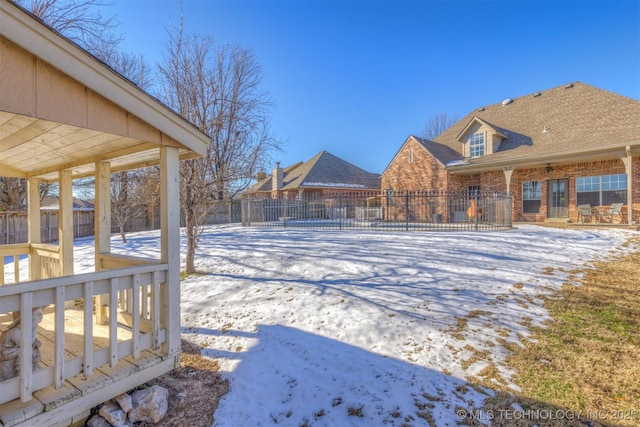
[622,146,633,223]
[160,146,181,356]
[58,170,74,277]
[502,167,514,194]
[28,178,41,280]
[95,161,111,324]
[95,162,112,270]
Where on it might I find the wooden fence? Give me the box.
[0,201,242,245]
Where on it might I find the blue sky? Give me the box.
[111,0,640,174]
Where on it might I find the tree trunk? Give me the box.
[185,208,197,274]
[119,224,127,243]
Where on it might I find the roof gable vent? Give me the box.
[501,98,513,106]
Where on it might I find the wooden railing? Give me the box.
[0,263,168,404]
[31,243,61,280]
[98,254,161,325]
[0,243,30,285]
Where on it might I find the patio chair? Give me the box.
[607,202,624,223]
[576,204,592,223]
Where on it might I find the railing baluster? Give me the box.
[132,274,140,359]
[109,277,118,368]
[20,292,33,402]
[141,283,148,319]
[14,255,20,283]
[83,281,94,378]
[54,286,65,388]
[152,271,160,350]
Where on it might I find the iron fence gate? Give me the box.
[242,190,512,231]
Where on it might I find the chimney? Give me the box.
[272,162,283,192]
[256,171,267,181]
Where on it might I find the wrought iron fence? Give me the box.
[242,190,512,231]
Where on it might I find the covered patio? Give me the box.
[0,2,208,426]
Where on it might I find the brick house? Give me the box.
[381,82,640,223]
[246,150,381,199]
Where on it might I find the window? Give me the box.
[408,149,413,164]
[469,133,485,157]
[576,174,627,206]
[522,181,541,213]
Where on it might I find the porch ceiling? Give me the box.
[0,111,195,182]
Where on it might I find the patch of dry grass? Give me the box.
[487,242,640,426]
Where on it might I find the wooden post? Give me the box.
[28,178,42,280]
[59,170,74,308]
[59,170,74,277]
[160,146,181,356]
[95,162,111,324]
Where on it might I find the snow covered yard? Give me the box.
[18,224,634,426]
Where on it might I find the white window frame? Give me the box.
[469,133,485,157]
[522,181,541,213]
[576,173,627,206]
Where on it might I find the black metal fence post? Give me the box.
[405,192,409,231]
[339,193,343,230]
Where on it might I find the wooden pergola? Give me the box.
[0,2,208,425]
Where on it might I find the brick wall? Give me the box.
[381,138,449,192]
[450,158,639,223]
[381,142,639,224]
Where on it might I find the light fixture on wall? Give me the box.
[546,164,553,173]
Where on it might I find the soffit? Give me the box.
[0,111,194,181]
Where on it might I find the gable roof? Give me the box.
[247,151,381,193]
[433,82,640,172]
[381,135,463,177]
[0,1,209,180]
[455,117,507,142]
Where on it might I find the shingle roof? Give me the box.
[246,151,381,193]
[412,136,464,165]
[433,82,640,169]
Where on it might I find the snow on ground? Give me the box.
[6,224,636,426]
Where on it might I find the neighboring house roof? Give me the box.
[40,195,94,211]
[247,151,381,194]
[431,82,640,172]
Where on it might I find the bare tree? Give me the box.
[0,178,49,211]
[157,23,280,273]
[208,44,279,199]
[110,171,144,243]
[136,167,161,230]
[423,113,457,140]
[14,0,122,60]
